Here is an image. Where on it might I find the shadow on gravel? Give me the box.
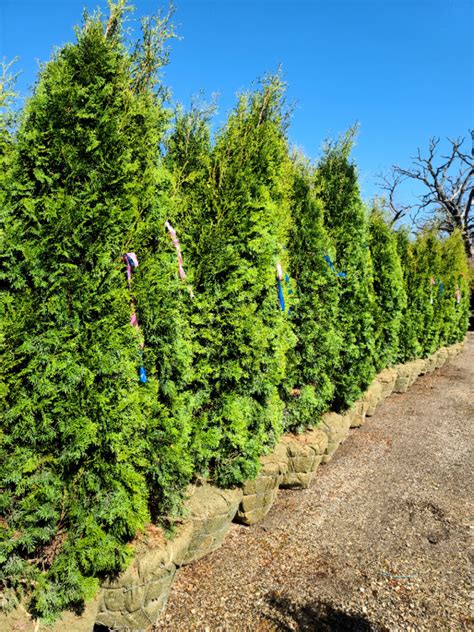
[264,594,388,631]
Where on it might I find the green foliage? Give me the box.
[167,76,296,485]
[397,230,441,359]
[165,97,215,263]
[284,158,341,429]
[368,208,406,369]
[396,228,470,361]
[132,176,196,518]
[314,129,376,409]
[439,230,471,343]
[395,228,423,361]
[0,61,17,170]
[1,7,471,624]
[410,231,445,355]
[0,5,192,621]
[0,60,18,271]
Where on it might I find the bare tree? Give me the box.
[379,133,473,257]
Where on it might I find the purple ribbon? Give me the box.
[123,252,147,384]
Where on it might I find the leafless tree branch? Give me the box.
[378,133,473,256]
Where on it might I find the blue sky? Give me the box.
[1,0,472,203]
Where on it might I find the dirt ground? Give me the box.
[159,336,474,632]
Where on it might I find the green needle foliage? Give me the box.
[284,158,341,430]
[122,14,197,518]
[368,208,406,370]
[0,63,17,407]
[0,3,191,620]
[0,61,17,180]
[202,76,296,483]
[314,129,376,409]
[437,230,470,345]
[167,76,296,485]
[396,228,470,362]
[164,99,223,475]
[0,61,17,292]
[132,171,196,519]
[0,5,471,623]
[396,228,424,361]
[165,97,215,224]
[410,231,445,355]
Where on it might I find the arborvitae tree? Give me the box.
[1,5,469,621]
[0,4,191,620]
[411,231,446,355]
[164,100,221,472]
[132,186,197,520]
[124,21,197,519]
[396,229,423,361]
[166,98,215,219]
[396,228,470,362]
[438,230,470,344]
[314,129,376,409]
[168,76,295,485]
[0,62,17,394]
[0,61,17,177]
[0,61,17,278]
[368,208,406,370]
[284,158,341,430]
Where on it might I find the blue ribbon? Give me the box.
[323,255,346,278]
[277,277,286,312]
[138,350,147,384]
[437,278,444,295]
[323,254,334,270]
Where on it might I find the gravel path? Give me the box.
[159,335,474,632]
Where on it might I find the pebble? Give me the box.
[157,339,473,632]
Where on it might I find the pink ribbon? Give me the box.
[455,287,461,304]
[123,251,147,382]
[124,252,139,284]
[165,221,187,280]
[276,262,283,281]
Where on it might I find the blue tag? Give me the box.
[277,277,285,312]
[323,254,335,271]
[324,255,346,278]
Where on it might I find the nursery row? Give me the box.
[0,5,470,622]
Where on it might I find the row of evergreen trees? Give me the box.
[0,4,470,622]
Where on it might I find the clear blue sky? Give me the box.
[1,0,472,203]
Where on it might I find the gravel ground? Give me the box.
[158,335,474,632]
